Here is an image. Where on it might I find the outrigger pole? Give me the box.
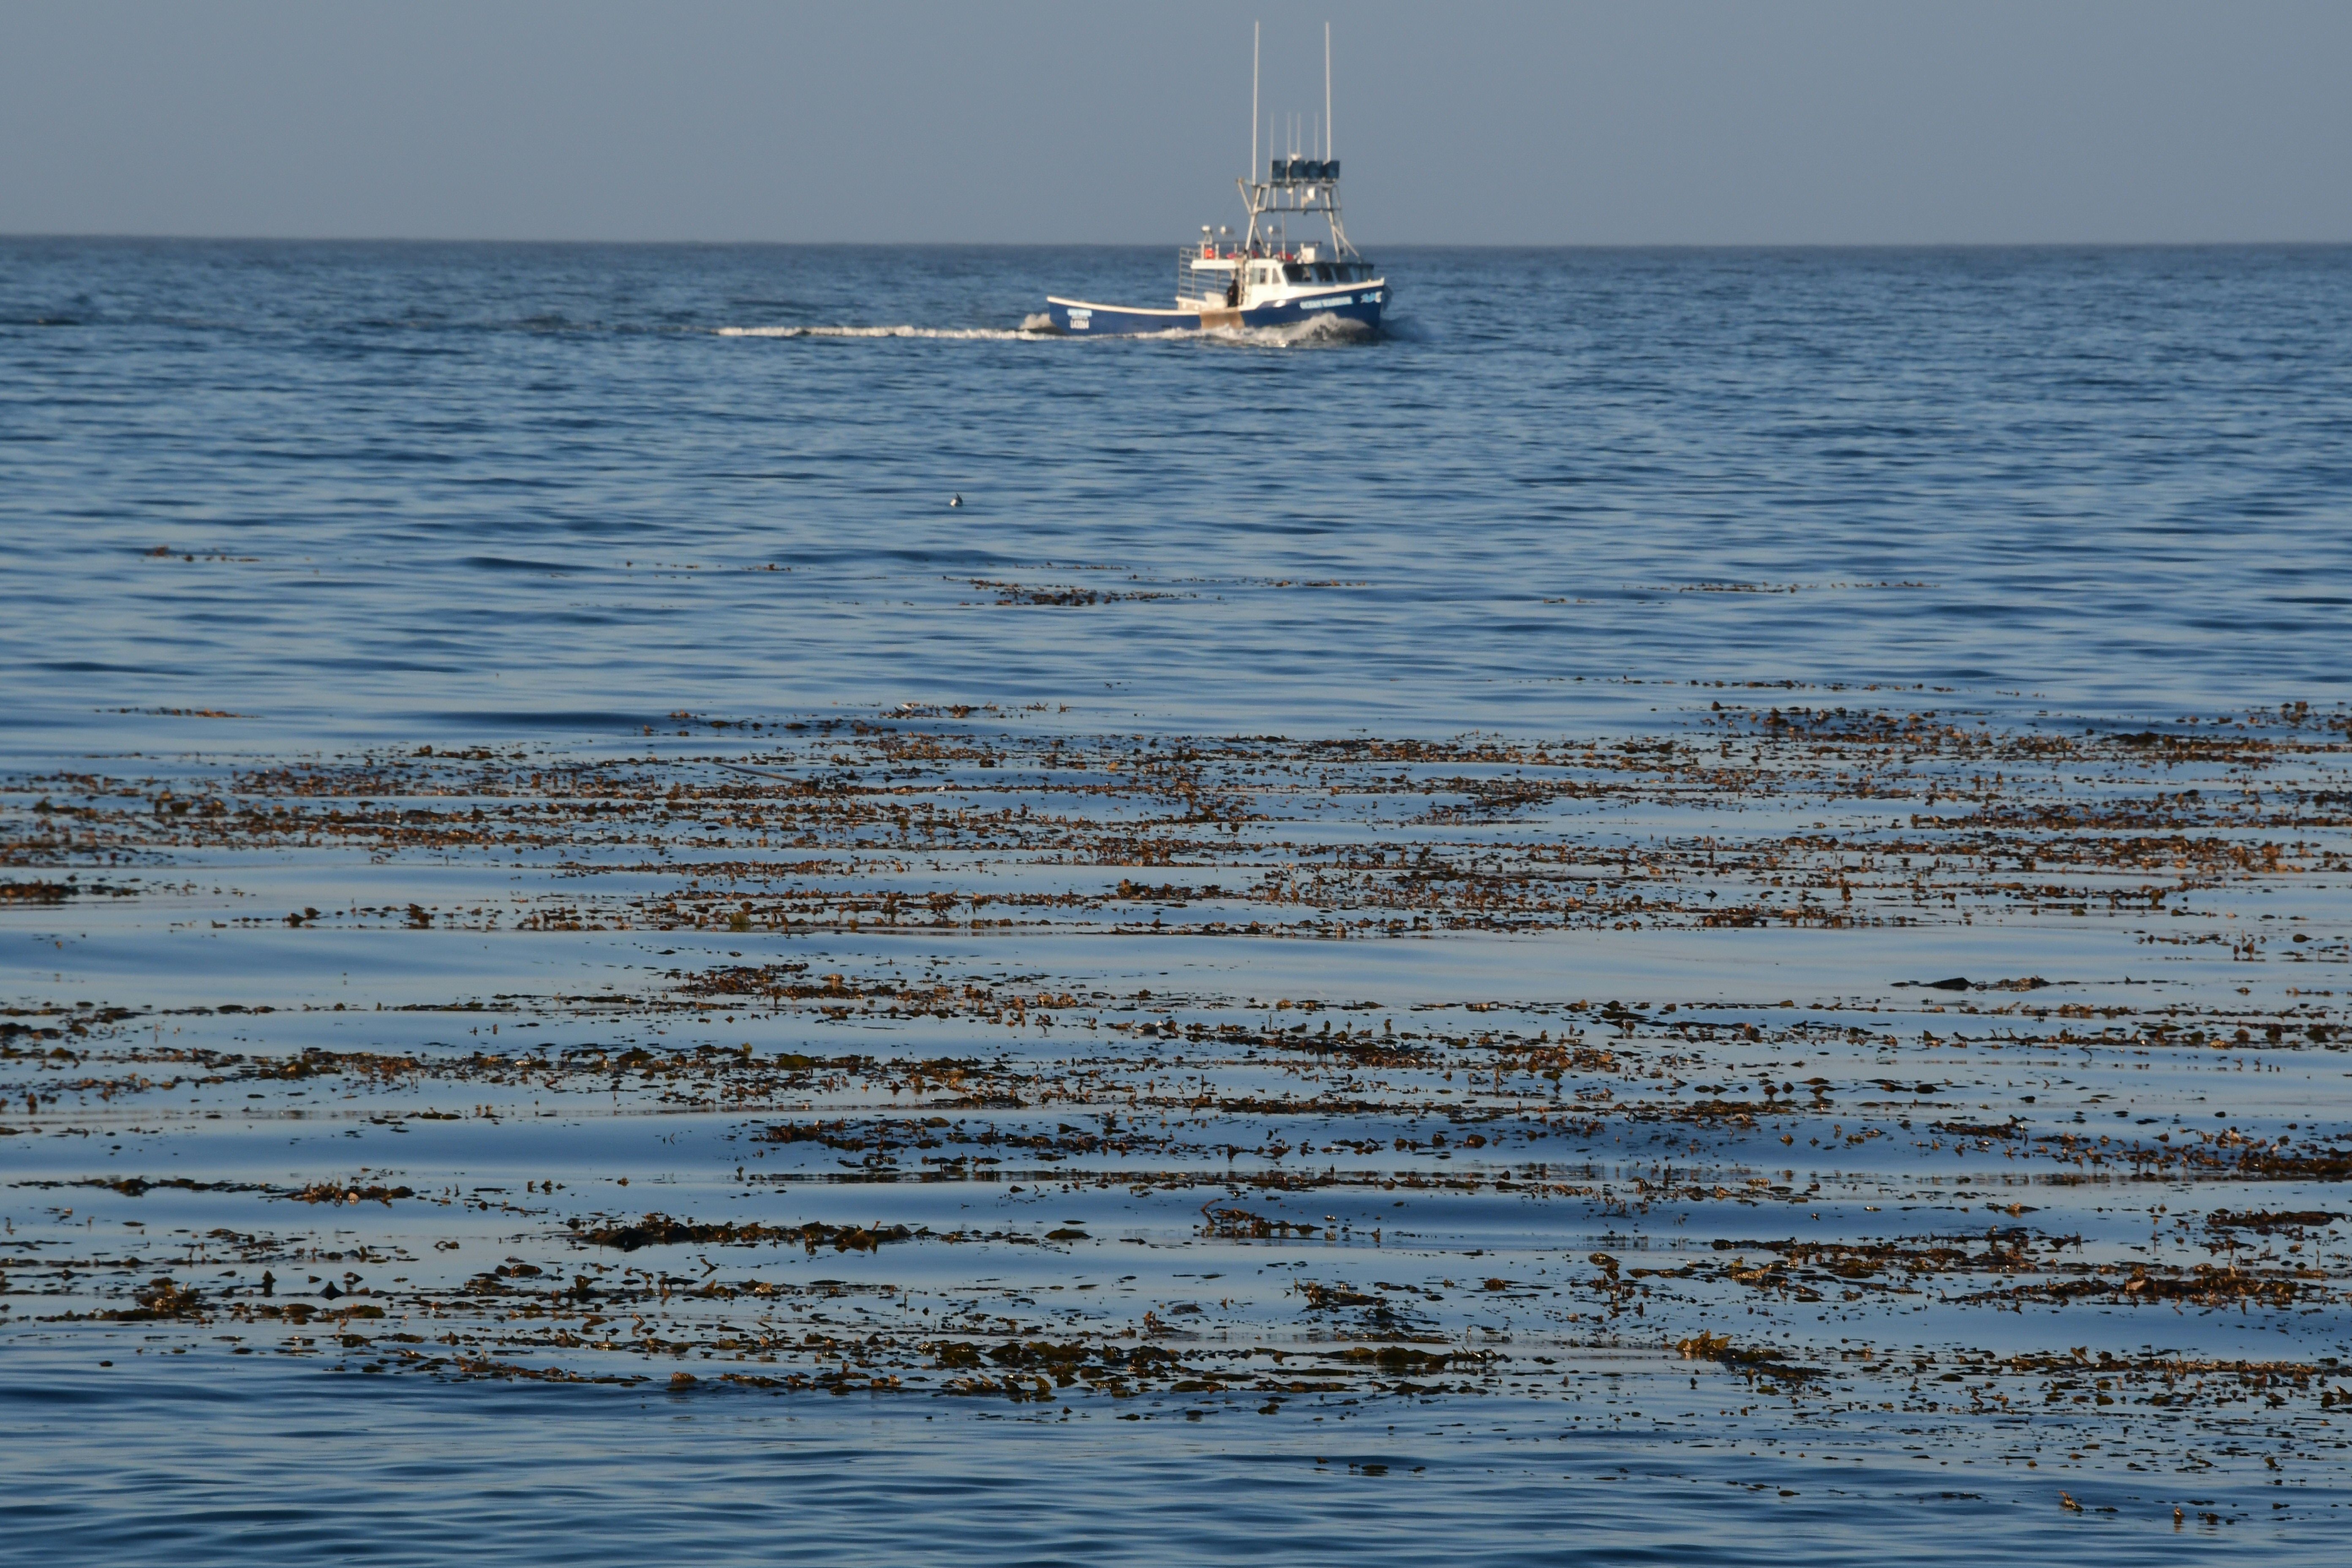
[1251,22,1260,189]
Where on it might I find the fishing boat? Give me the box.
[1044,24,1385,337]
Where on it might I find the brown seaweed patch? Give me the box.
[1298,1280,1380,1309]
[55,1176,267,1198]
[2205,1209,2341,1234]
[1710,1231,2047,1287]
[578,1212,914,1253]
[929,1339,1190,1398]
[1931,1119,2022,1139]
[1324,1345,1465,1373]
[1675,1331,1823,1383]
[106,1277,204,1320]
[287,1181,416,1206]
[1201,1204,1320,1239]
[1978,1263,2315,1309]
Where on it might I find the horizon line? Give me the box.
[8,231,2352,250]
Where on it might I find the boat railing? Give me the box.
[1176,252,1242,309]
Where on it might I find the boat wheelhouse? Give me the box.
[1045,24,1385,336]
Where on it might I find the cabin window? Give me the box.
[1313,263,1337,283]
[1282,263,1308,283]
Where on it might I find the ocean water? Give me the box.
[5,240,2352,1563]
[7,242,2351,751]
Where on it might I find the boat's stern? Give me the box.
[1043,297,1200,335]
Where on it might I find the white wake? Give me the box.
[715,323,1054,340]
[714,312,1384,346]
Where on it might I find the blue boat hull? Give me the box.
[1044,286,1384,336]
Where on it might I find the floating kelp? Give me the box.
[4,706,2348,1490]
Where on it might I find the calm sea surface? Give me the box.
[5,242,2351,1563]
[6,242,2350,752]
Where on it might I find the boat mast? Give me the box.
[1235,21,1355,259]
[1250,22,1259,199]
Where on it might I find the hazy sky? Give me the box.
[4,0,2348,244]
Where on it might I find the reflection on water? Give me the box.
[3,241,2351,1563]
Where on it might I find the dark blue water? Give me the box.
[11,1358,2325,1568]
[5,242,2349,762]
[6,241,2352,1563]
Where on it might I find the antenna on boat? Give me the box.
[1325,21,1332,160]
[1250,21,1259,183]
